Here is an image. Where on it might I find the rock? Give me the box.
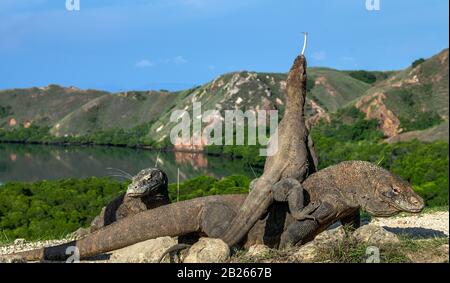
[109,237,177,263]
[291,226,349,263]
[293,242,319,263]
[353,224,399,247]
[290,227,347,263]
[246,245,271,258]
[13,239,26,245]
[314,226,347,244]
[183,238,230,263]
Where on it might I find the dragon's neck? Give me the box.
[285,55,307,119]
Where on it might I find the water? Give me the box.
[0,143,254,184]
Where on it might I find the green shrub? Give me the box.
[0,105,13,118]
[168,175,251,202]
[412,58,426,68]
[399,111,443,131]
[0,178,126,240]
[349,71,377,84]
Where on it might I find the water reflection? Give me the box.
[0,144,253,184]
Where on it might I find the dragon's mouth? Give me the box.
[368,208,400,218]
[391,204,424,214]
[382,196,425,214]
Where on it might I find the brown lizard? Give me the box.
[1,161,424,262]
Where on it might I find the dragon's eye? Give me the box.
[392,187,400,195]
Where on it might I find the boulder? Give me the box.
[183,238,230,263]
[108,237,177,263]
[353,224,400,247]
[246,244,271,258]
[293,242,319,263]
[313,226,347,244]
[292,226,346,263]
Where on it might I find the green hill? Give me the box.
[354,48,449,141]
[0,49,448,146]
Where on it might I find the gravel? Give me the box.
[370,211,449,238]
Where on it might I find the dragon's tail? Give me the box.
[1,195,245,262]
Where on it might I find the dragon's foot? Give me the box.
[291,201,321,222]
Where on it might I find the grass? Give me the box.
[231,229,449,263]
[311,234,448,263]
[421,205,449,214]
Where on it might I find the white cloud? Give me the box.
[173,56,188,65]
[136,59,154,68]
[160,56,188,65]
[311,51,327,61]
[136,56,188,68]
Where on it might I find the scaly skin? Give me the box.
[89,168,170,232]
[278,161,425,247]
[220,54,316,247]
[1,161,425,262]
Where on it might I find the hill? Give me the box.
[0,49,448,146]
[354,48,449,141]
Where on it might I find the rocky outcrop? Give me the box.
[293,226,348,263]
[108,237,177,263]
[355,92,402,138]
[352,224,399,247]
[246,244,271,258]
[292,225,399,262]
[183,238,230,263]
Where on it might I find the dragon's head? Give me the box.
[355,161,425,217]
[126,168,168,198]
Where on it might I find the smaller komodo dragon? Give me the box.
[1,161,425,262]
[84,168,170,235]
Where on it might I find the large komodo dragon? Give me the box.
[76,168,170,237]
[2,161,425,262]
[220,40,320,247]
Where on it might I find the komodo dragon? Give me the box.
[1,161,425,262]
[220,34,319,247]
[85,168,170,234]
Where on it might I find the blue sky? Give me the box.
[0,0,448,92]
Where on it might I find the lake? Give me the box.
[0,143,255,184]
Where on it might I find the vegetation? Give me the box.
[167,175,250,202]
[0,122,161,149]
[399,110,443,132]
[314,234,448,263]
[0,175,251,241]
[348,70,377,84]
[231,233,449,263]
[0,105,12,118]
[0,178,126,241]
[412,58,426,68]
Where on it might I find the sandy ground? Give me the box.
[370,211,449,238]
